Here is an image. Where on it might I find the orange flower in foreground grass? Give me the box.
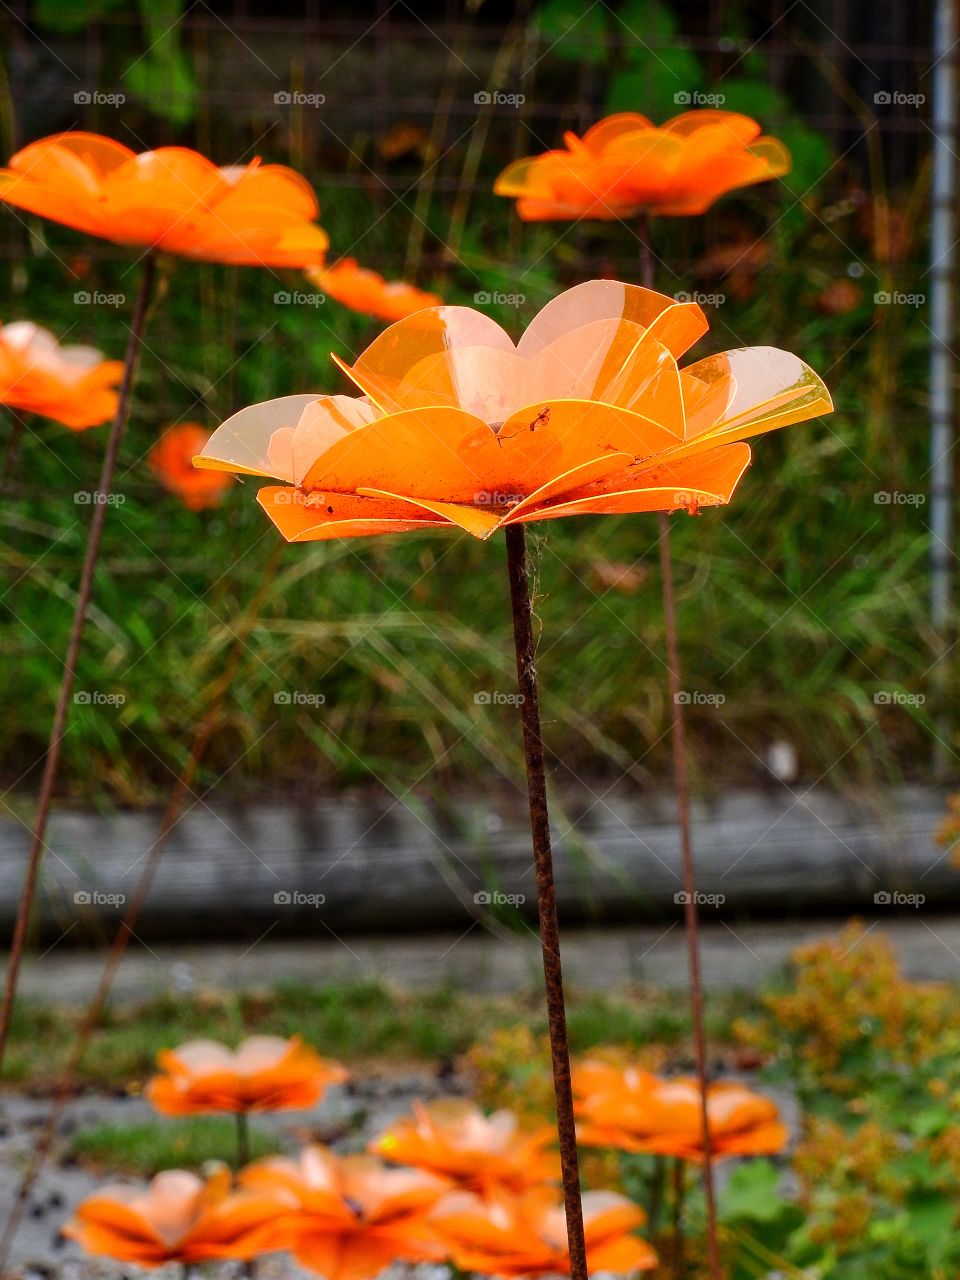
[194,279,832,541]
[63,1168,288,1267]
[307,258,442,321]
[0,320,121,429]
[241,1145,449,1280]
[573,1060,788,1161]
[146,1035,347,1115]
[149,423,234,511]
[371,1099,559,1196]
[495,111,791,220]
[431,1187,657,1276]
[0,132,328,266]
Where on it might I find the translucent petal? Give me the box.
[581,113,655,150]
[291,396,379,487]
[195,394,321,480]
[257,486,449,542]
[660,111,762,143]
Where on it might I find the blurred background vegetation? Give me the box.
[0,0,939,807]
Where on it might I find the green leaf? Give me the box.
[718,1159,787,1223]
[533,0,608,65]
[33,0,126,33]
[123,49,198,125]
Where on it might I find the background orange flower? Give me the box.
[307,258,442,321]
[63,1168,289,1266]
[372,1099,559,1196]
[431,1187,657,1276]
[149,424,234,511]
[495,111,790,219]
[0,132,329,266]
[0,320,121,429]
[241,1145,449,1280]
[146,1035,347,1115]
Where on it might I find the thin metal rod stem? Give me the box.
[504,523,587,1280]
[0,255,157,1074]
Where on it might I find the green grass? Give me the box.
[3,979,758,1090]
[70,1116,276,1176]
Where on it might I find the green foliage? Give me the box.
[71,1116,275,1175]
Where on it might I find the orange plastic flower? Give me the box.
[0,132,329,266]
[149,423,234,511]
[307,258,442,321]
[194,279,831,542]
[146,1035,347,1115]
[573,1060,788,1161]
[63,1168,289,1267]
[0,320,121,429]
[371,1099,559,1197]
[495,111,790,219]
[240,1145,449,1280]
[431,1187,657,1276]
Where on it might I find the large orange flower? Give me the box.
[573,1060,788,1161]
[431,1187,657,1276]
[146,1035,347,1115]
[0,132,329,266]
[149,423,234,511]
[307,258,442,321]
[495,111,790,219]
[194,279,831,541]
[62,1168,289,1266]
[240,1145,449,1280]
[0,320,121,429]
[371,1099,559,1197]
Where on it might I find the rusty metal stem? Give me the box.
[0,255,156,1075]
[504,523,588,1280]
[637,215,721,1279]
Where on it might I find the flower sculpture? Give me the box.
[194,279,831,541]
[371,1099,559,1197]
[240,1145,449,1280]
[149,423,235,511]
[495,111,790,220]
[0,132,329,265]
[431,1187,657,1276]
[0,320,121,429]
[146,1036,347,1115]
[306,258,442,321]
[573,1060,788,1160]
[63,1168,288,1266]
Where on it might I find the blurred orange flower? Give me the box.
[0,320,121,429]
[63,1168,288,1266]
[0,132,329,266]
[307,258,442,321]
[146,1035,347,1115]
[495,111,790,220]
[371,1099,558,1196]
[431,1187,657,1276]
[149,423,234,511]
[241,1145,448,1280]
[574,1060,788,1161]
[195,279,831,542]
